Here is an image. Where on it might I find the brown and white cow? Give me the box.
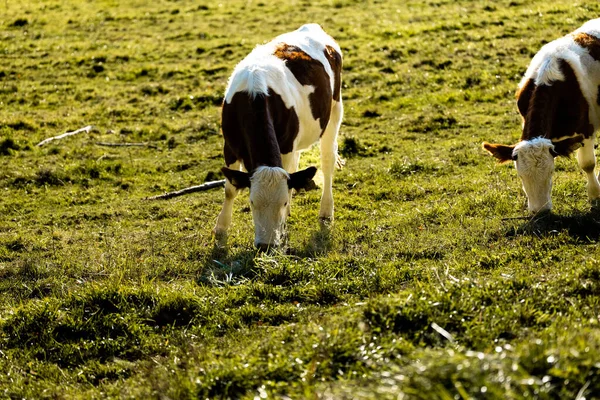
[483,18,600,213]
[213,24,343,249]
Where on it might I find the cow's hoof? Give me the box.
[319,216,334,228]
[531,209,552,220]
[214,231,228,248]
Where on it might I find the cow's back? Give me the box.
[225,24,341,106]
[518,19,600,132]
[222,24,342,166]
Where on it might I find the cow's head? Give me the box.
[483,136,583,213]
[221,165,317,250]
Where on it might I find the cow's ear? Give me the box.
[289,166,317,190]
[221,167,250,189]
[482,142,516,164]
[551,135,584,157]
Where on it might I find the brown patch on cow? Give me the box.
[516,78,535,118]
[598,85,600,106]
[267,88,300,155]
[273,44,313,63]
[221,90,299,171]
[324,45,342,102]
[522,60,593,141]
[573,32,600,61]
[274,44,332,132]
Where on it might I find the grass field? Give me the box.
[2,0,600,398]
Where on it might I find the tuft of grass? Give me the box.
[0,137,20,155]
[339,136,379,158]
[389,159,437,177]
[10,18,29,27]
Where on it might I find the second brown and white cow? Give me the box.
[483,18,600,213]
[214,24,343,249]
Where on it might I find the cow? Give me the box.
[213,24,343,250]
[483,18,600,213]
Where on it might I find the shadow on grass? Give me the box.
[289,219,334,258]
[203,218,334,285]
[506,208,600,242]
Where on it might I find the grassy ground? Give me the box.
[2,0,600,398]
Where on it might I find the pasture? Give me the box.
[2,0,600,398]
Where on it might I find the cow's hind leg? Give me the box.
[282,152,300,216]
[214,160,242,246]
[577,137,600,204]
[319,100,343,220]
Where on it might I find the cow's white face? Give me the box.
[512,138,555,213]
[249,167,290,249]
[484,136,585,214]
[221,165,317,250]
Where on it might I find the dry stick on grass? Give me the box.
[96,142,159,149]
[145,180,226,200]
[36,125,95,147]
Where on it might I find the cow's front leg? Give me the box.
[282,152,300,216]
[577,137,600,203]
[214,161,242,246]
[319,100,343,220]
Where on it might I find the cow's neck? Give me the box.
[242,93,283,171]
[522,60,593,141]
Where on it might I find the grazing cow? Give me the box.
[213,24,343,249]
[483,18,600,212]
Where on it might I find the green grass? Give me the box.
[2,0,600,398]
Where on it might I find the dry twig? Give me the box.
[36,125,95,147]
[145,180,226,200]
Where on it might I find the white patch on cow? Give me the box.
[519,37,569,87]
[249,166,290,247]
[574,18,600,40]
[512,138,556,212]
